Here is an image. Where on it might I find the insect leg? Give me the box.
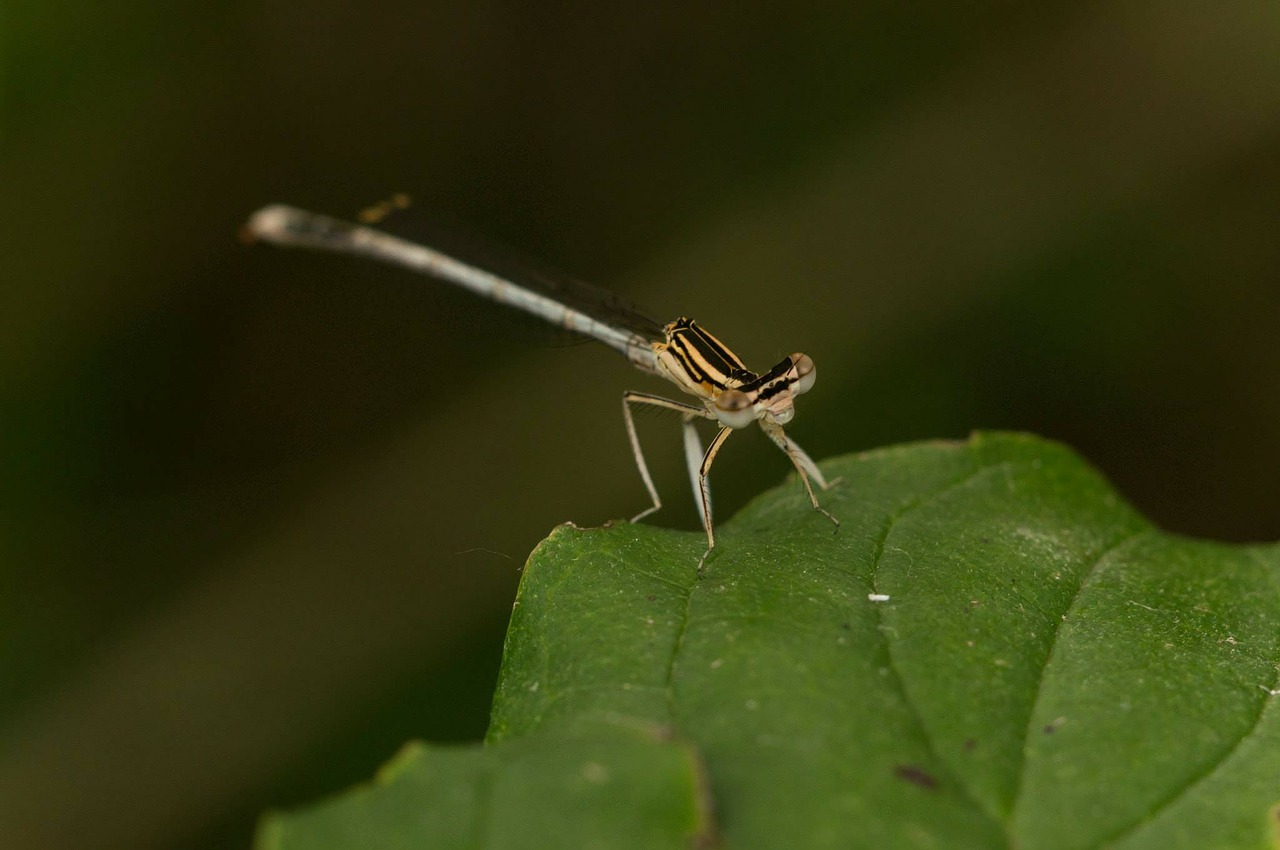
[761,423,840,532]
[691,425,733,571]
[622,392,713,523]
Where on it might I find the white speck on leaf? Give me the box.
[868,593,891,602]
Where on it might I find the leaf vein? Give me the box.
[871,459,1015,836]
[663,563,700,721]
[1006,527,1152,831]
[1094,608,1280,848]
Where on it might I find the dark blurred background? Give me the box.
[3,2,1279,848]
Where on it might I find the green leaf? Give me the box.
[260,433,1280,850]
[255,718,714,850]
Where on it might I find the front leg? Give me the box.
[690,424,733,572]
[761,422,840,533]
[684,422,733,551]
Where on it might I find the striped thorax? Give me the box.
[653,318,817,430]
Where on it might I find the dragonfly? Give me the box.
[244,204,839,563]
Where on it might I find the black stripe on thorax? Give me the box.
[668,318,747,378]
[740,357,796,401]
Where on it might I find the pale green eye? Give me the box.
[714,389,756,429]
[791,353,816,395]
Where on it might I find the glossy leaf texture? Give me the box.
[261,433,1280,850]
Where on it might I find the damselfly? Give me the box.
[244,205,839,562]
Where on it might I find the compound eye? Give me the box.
[714,389,756,429]
[790,353,816,394]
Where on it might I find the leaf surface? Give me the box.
[256,718,713,850]
[263,433,1280,849]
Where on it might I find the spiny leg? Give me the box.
[622,391,713,523]
[690,425,733,570]
[761,423,840,533]
[783,434,837,491]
